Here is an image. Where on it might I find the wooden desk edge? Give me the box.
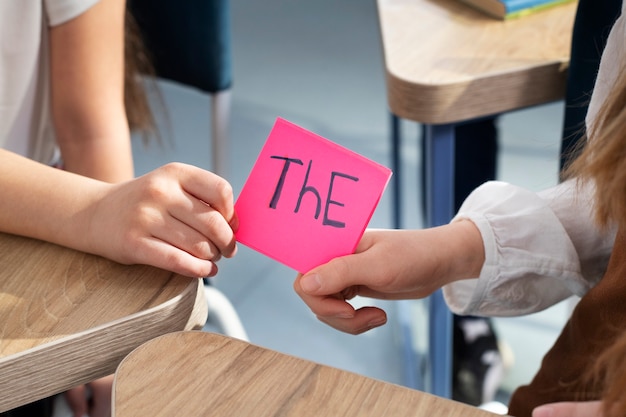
[113,331,505,417]
[385,61,569,124]
[0,278,206,412]
[377,0,575,124]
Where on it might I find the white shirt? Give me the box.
[443,2,625,317]
[0,0,99,164]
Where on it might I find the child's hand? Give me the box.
[532,401,603,417]
[293,222,484,334]
[86,163,238,278]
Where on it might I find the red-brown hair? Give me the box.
[123,8,158,136]
[565,60,626,417]
[564,66,626,231]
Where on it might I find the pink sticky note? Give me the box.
[235,118,392,273]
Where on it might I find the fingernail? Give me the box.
[367,317,387,328]
[532,405,553,417]
[300,273,321,293]
[229,214,239,232]
[356,318,387,334]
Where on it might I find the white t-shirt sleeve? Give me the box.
[44,0,100,27]
[443,180,615,317]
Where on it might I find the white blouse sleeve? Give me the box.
[443,179,616,317]
[444,2,624,317]
[44,0,99,27]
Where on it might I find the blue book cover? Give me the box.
[503,0,569,13]
[457,0,574,19]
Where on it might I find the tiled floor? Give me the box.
[128,0,572,409]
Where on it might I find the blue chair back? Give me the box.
[128,0,232,94]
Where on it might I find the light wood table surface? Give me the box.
[0,232,207,412]
[113,331,502,416]
[378,0,576,124]
[376,0,577,397]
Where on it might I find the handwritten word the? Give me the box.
[269,156,359,228]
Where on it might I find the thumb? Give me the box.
[298,250,378,296]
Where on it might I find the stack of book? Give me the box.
[456,0,575,20]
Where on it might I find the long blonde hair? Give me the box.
[564,63,626,230]
[565,59,626,417]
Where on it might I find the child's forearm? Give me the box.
[437,219,485,285]
[0,150,237,278]
[0,149,109,253]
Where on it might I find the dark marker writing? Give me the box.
[269,155,359,228]
[269,156,303,209]
[324,172,359,228]
[295,160,322,219]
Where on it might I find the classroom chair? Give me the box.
[128,0,248,341]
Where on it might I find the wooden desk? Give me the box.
[113,331,501,416]
[376,0,577,396]
[0,232,207,412]
[379,0,575,125]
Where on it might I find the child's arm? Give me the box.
[49,0,133,183]
[293,223,484,335]
[0,149,237,278]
